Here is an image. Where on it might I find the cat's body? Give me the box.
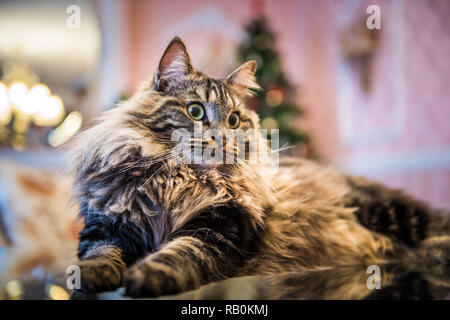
[69,38,450,297]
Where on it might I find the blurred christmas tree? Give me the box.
[236,16,310,154]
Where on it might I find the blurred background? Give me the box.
[0,0,449,299]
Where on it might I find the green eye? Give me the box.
[187,103,205,121]
[228,112,240,129]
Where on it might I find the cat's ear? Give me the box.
[154,37,194,91]
[226,60,260,97]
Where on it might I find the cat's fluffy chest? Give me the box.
[118,164,265,248]
[139,165,258,228]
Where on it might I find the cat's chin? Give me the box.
[190,162,226,169]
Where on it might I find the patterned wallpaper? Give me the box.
[284,0,450,208]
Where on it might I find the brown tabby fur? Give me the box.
[68,37,450,297]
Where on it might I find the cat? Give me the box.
[68,37,450,297]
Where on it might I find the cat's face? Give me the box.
[125,37,264,168]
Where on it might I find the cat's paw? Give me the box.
[123,261,182,298]
[78,258,124,293]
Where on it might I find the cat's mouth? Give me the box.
[172,138,241,167]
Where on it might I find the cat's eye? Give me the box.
[228,112,240,129]
[187,103,205,121]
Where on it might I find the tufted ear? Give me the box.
[226,60,260,97]
[154,37,194,91]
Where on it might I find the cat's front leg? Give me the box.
[77,212,152,293]
[77,243,126,293]
[124,235,240,297]
[123,206,253,298]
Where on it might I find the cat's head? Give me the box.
[125,37,266,168]
[69,37,269,182]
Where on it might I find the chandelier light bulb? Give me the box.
[33,94,65,126]
[20,84,51,115]
[8,82,28,108]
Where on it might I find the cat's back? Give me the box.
[271,157,351,206]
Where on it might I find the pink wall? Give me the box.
[113,0,450,209]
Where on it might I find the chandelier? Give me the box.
[0,62,81,150]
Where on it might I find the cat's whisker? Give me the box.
[236,157,278,193]
[269,143,293,154]
[100,161,150,180]
[143,161,172,186]
[100,147,186,180]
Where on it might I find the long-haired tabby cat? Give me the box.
[69,37,450,297]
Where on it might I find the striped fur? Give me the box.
[68,37,450,297]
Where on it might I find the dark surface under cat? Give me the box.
[72,262,449,300]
